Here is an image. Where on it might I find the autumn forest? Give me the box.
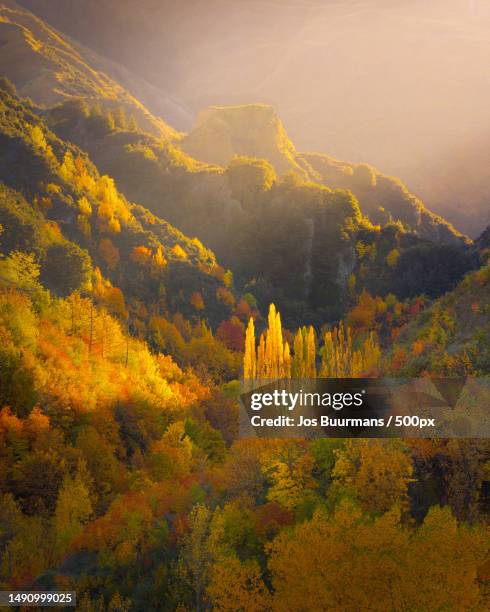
[0,1,489,611]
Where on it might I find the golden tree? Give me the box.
[243,317,256,380]
[243,304,291,380]
[320,321,380,377]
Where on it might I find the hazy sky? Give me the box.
[19,0,490,234]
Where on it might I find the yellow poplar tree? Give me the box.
[243,318,256,380]
[292,329,305,378]
[283,342,291,379]
[306,326,317,378]
[320,322,380,377]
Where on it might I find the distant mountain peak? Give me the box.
[182,103,301,174]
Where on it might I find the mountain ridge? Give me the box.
[0,0,179,139]
[182,103,469,246]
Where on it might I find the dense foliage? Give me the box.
[42,99,477,327]
[0,9,489,610]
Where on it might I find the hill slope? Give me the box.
[182,104,467,246]
[0,86,241,369]
[0,3,476,326]
[389,260,490,376]
[17,0,490,237]
[41,97,476,325]
[0,0,178,138]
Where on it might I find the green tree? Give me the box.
[41,242,91,296]
[54,460,93,553]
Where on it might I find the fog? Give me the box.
[20,0,490,235]
[167,0,490,236]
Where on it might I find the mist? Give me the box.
[20,0,490,235]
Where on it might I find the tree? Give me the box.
[217,317,245,352]
[190,291,205,311]
[306,326,317,378]
[292,328,305,378]
[112,107,127,130]
[264,442,316,510]
[320,321,380,377]
[0,251,41,293]
[225,156,276,209]
[29,125,48,152]
[177,505,214,612]
[98,238,120,271]
[41,242,91,297]
[207,557,271,612]
[171,244,188,260]
[332,439,414,514]
[386,248,400,268]
[268,501,488,611]
[54,460,94,553]
[243,317,256,380]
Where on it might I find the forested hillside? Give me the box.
[0,0,178,138]
[41,98,476,326]
[18,0,490,237]
[0,3,489,611]
[0,85,248,379]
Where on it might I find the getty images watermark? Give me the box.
[239,377,490,438]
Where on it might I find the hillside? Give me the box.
[40,97,477,326]
[389,259,490,377]
[182,104,467,247]
[0,0,178,138]
[0,2,471,247]
[0,4,489,610]
[0,85,246,380]
[17,0,490,237]
[0,2,475,325]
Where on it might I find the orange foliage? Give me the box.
[216,317,245,351]
[190,291,205,311]
[131,245,152,265]
[98,238,120,270]
[216,286,235,307]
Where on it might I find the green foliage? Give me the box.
[41,242,92,297]
[389,264,490,375]
[225,156,276,209]
[0,90,236,335]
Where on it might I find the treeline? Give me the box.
[244,304,380,380]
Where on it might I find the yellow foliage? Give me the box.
[332,439,414,514]
[268,501,487,611]
[78,196,92,216]
[386,248,400,268]
[208,557,271,612]
[171,244,188,260]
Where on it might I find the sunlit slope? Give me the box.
[0,0,178,139]
[0,87,235,331]
[39,97,477,325]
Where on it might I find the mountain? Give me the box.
[1,4,489,609]
[182,104,467,246]
[0,85,244,379]
[0,0,479,328]
[0,0,179,138]
[40,97,475,325]
[17,0,490,237]
[182,104,301,175]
